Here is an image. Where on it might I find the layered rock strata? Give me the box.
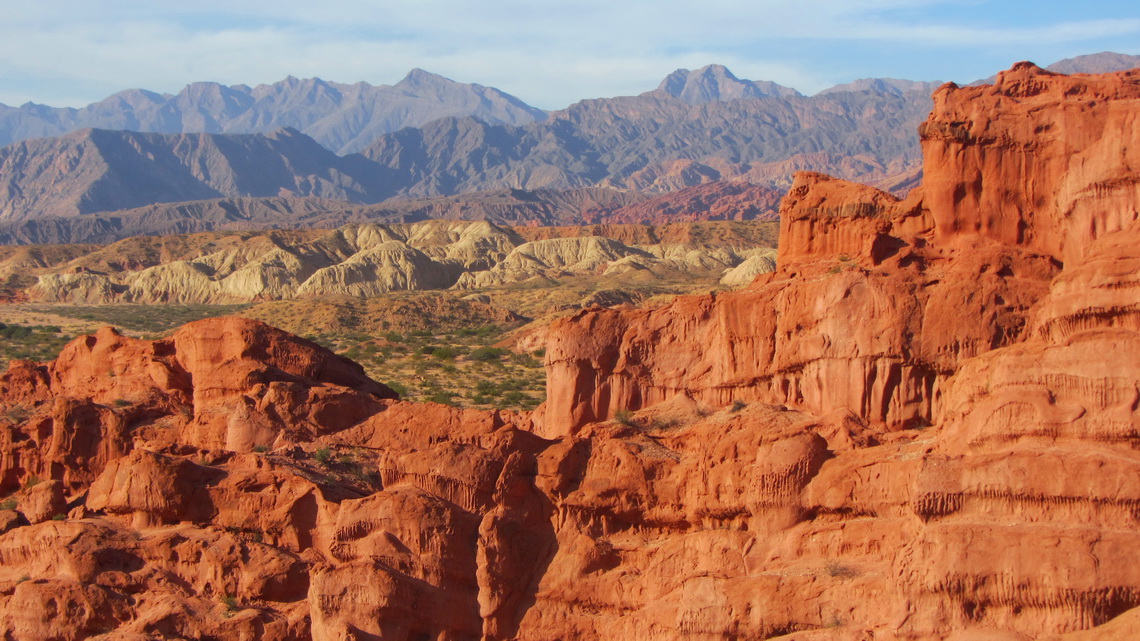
[536,62,1140,637]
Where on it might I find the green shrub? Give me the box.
[0,498,16,511]
[511,352,540,367]
[469,347,507,362]
[431,347,457,360]
[614,409,637,427]
[314,447,332,466]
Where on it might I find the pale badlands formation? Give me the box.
[16,219,776,304]
[0,63,1138,641]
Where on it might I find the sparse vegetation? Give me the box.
[469,346,508,362]
[224,525,264,544]
[24,304,250,335]
[4,406,31,424]
[221,594,239,617]
[824,560,860,579]
[0,322,75,369]
[648,417,682,430]
[0,498,16,511]
[730,400,747,413]
[430,347,457,360]
[314,447,332,466]
[614,409,638,427]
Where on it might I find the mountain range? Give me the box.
[0,52,1134,244]
[0,69,546,154]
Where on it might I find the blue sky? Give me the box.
[1,0,1137,109]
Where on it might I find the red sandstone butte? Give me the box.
[1,63,1140,640]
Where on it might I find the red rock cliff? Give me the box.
[532,63,1140,638]
[543,62,1140,437]
[922,63,1140,262]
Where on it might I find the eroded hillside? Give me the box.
[19,219,778,305]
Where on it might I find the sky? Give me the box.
[0,0,1137,110]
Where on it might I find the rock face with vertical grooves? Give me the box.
[544,62,1140,434]
[1,64,1140,640]
[539,63,1140,636]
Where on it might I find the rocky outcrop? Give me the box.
[537,63,1140,637]
[0,317,395,495]
[0,319,544,640]
[545,62,1140,434]
[921,63,1140,263]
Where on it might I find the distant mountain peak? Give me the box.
[400,68,454,87]
[692,64,740,81]
[1045,51,1140,75]
[817,78,942,97]
[655,65,800,104]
